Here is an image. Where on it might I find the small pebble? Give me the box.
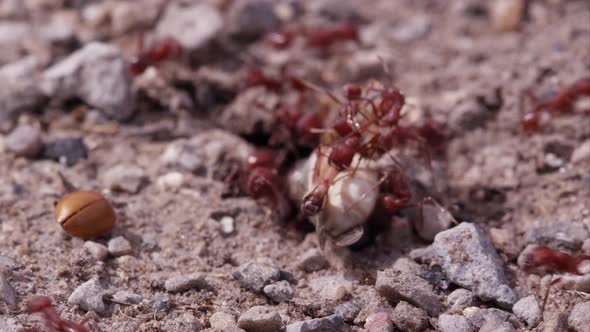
[571,140,590,164]
[491,0,525,32]
[164,273,208,293]
[524,221,589,251]
[237,306,283,332]
[334,302,360,323]
[156,172,184,190]
[0,256,17,270]
[438,314,473,332]
[5,124,42,158]
[0,271,17,310]
[219,216,235,235]
[147,294,173,313]
[309,274,354,301]
[462,307,512,329]
[102,165,147,194]
[84,241,109,261]
[448,289,477,308]
[0,318,23,332]
[568,301,590,332]
[227,0,279,41]
[512,295,541,327]
[297,249,329,272]
[393,16,432,42]
[67,278,107,314]
[263,280,293,303]
[365,312,394,332]
[108,236,132,257]
[210,311,238,330]
[42,137,88,166]
[391,301,428,331]
[233,258,281,292]
[286,314,349,332]
[112,291,142,304]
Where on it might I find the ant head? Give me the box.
[328,136,360,171]
[26,296,52,313]
[343,84,362,100]
[333,117,353,137]
[246,167,279,199]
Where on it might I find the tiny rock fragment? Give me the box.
[491,0,524,32]
[210,311,238,330]
[309,274,354,301]
[67,278,107,314]
[161,313,204,331]
[263,280,294,303]
[438,314,474,332]
[568,301,590,332]
[391,301,428,331]
[413,199,455,241]
[524,221,589,251]
[512,295,541,327]
[227,0,280,42]
[108,236,132,257]
[233,258,281,293]
[393,16,432,42]
[5,124,42,158]
[147,294,173,313]
[110,0,160,35]
[219,216,235,235]
[112,291,142,304]
[334,302,360,323]
[84,241,109,261]
[156,172,184,190]
[0,318,23,332]
[462,307,513,330]
[164,273,208,293]
[156,3,223,52]
[237,306,283,332]
[297,248,329,272]
[286,314,349,332]
[41,42,135,121]
[42,137,88,166]
[0,270,17,310]
[447,288,477,309]
[102,164,147,194]
[375,268,442,316]
[364,311,394,332]
[428,222,517,308]
[571,140,590,164]
[0,256,17,270]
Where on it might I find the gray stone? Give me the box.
[0,271,17,309]
[0,78,45,132]
[0,318,22,332]
[429,222,517,308]
[524,221,589,251]
[391,301,428,331]
[364,312,394,332]
[571,140,590,164]
[512,295,541,327]
[108,236,132,257]
[568,301,590,332]
[210,311,237,330]
[309,274,354,301]
[334,302,360,323]
[41,42,135,121]
[5,124,41,158]
[147,294,173,313]
[111,0,160,35]
[234,258,280,292]
[84,241,109,261]
[237,306,282,332]
[164,273,208,293]
[413,199,455,241]
[462,307,512,329]
[102,164,147,194]
[448,289,477,308]
[0,256,17,270]
[263,280,293,303]
[156,3,223,52]
[480,321,516,332]
[161,313,203,331]
[42,137,88,166]
[393,16,432,42]
[438,314,473,332]
[286,314,349,332]
[112,291,142,304]
[375,268,442,316]
[0,22,30,64]
[227,0,279,41]
[297,249,329,272]
[67,278,107,314]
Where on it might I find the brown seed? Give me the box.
[54,191,116,239]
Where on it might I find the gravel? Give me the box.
[309,273,354,301]
[83,241,109,261]
[107,236,132,257]
[390,301,428,331]
[524,221,589,251]
[102,164,147,194]
[226,0,279,42]
[156,3,223,52]
[285,314,349,332]
[0,271,17,310]
[210,311,238,330]
[219,216,235,235]
[112,290,142,304]
[41,137,88,166]
[297,248,329,272]
[4,124,42,158]
[41,42,135,121]
[233,258,281,292]
[364,311,394,332]
[147,294,173,313]
[462,307,513,330]
[263,280,294,303]
[438,314,474,332]
[164,273,208,293]
[568,301,590,332]
[67,278,107,314]
[447,288,477,308]
[237,306,283,332]
[334,302,360,323]
[512,295,541,327]
[412,199,455,241]
[375,268,442,316]
[0,256,17,270]
[427,222,517,308]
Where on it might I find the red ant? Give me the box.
[265,22,359,51]
[24,296,89,332]
[128,36,182,76]
[520,76,590,132]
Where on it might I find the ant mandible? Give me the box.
[24,296,89,332]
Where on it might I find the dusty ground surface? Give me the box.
[0,0,589,331]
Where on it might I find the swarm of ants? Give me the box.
[24,296,89,332]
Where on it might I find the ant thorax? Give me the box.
[289,146,379,247]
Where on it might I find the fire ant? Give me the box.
[128,36,182,76]
[520,76,590,132]
[24,296,89,332]
[265,22,359,51]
